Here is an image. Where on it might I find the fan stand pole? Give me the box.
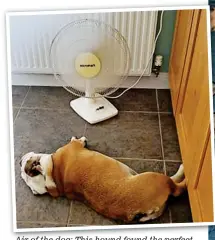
[85,80,95,103]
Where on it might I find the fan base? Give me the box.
[70,97,118,124]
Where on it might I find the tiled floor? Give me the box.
[12,86,192,229]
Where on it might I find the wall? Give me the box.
[154,10,177,72]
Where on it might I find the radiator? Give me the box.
[8,11,158,76]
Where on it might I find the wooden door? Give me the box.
[169,10,195,115]
[188,135,214,222]
[170,9,214,222]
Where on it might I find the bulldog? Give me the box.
[20,136,186,223]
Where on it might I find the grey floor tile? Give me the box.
[68,201,116,226]
[12,86,29,107]
[165,162,192,223]
[15,180,71,223]
[13,108,19,121]
[16,221,67,229]
[109,89,157,112]
[160,114,182,161]
[85,112,162,159]
[157,89,173,113]
[117,159,164,174]
[168,192,193,223]
[165,161,182,177]
[22,86,76,109]
[13,108,86,151]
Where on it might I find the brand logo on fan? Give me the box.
[80,64,96,67]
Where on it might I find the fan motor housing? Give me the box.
[75,52,101,78]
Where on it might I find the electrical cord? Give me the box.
[106,10,164,99]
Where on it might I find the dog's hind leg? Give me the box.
[170,178,187,197]
[170,164,185,183]
[71,136,77,141]
[70,136,88,147]
[169,164,187,196]
[79,136,88,147]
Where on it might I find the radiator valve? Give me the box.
[152,55,163,77]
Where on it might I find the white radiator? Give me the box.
[8,10,158,76]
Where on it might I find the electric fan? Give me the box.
[49,13,164,124]
[49,18,130,124]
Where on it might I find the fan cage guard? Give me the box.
[49,18,131,98]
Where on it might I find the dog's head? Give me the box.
[20,152,47,195]
[20,152,43,177]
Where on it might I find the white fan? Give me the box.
[49,18,130,124]
[49,14,164,124]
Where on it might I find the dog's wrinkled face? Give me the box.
[20,152,47,195]
[20,153,42,177]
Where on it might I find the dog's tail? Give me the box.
[169,164,187,197]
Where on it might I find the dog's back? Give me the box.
[51,140,186,222]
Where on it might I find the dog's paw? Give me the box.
[71,136,88,147]
[71,136,77,142]
[79,136,88,147]
[45,176,57,189]
[45,178,59,198]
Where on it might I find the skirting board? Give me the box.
[11,72,169,89]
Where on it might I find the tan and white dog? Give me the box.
[20,136,186,223]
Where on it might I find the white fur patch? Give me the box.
[21,171,47,195]
[139,204,166,223]
[20,152,48,195]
